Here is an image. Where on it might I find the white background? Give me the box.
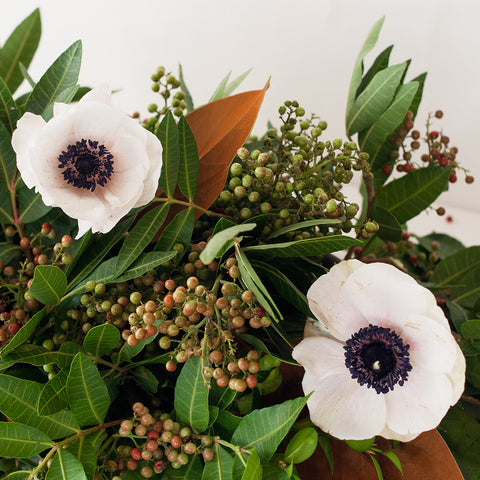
[2,0,479,245]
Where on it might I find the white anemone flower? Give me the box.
[292,259,465,442]
[12,85,163,238]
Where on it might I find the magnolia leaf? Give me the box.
[29,265,68,305]
[37,369,69,416]
[0,306,46,356]
[200,223,256,264]
[185,80,269,216]
[83,323,120,358]
[231,396,307,461]
[245,235,361,258]
[0,374,79,439]
[347,62,407,135]
[26,40,82,119]
[374,166,450,224]
[66,352,111,426]
[115,203,170,276]
[177,115,199,201]
[0,76,20,133]
[18,184,52,223]
[0,422,52,458]
[45,448,88,480]
[346,17,385,128]
[0,9,41,94]
[201,444,233,480]
[174,356,209,432]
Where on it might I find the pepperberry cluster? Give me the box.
[383,110,474,187]
[103,402,215,478]
[0,222,73,347]
[212,100,374,239]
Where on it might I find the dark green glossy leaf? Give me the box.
[37,369,69,415]
[162,454,203,479]
[201,444,233,480]
[18,184,52,223]
[347,62,407,135]
[64,230,92,278]
[45,448,87,480]
[29,265,67,305]
[0,374,79,439]
[66,352,110,426]
[200,223,256,264]
[214,410,242,442]
[245,235,361,258]
[0,422,51,458]
[374,166,450,224]
[355,45,393,98]
[370,205,402,242]
[69,430,106,480]
[134,366,159,393]
[0,242,19,265]
[0,9,41,94]
[154,207,195,256]
[26,40,82,118]
[112,251,176,283]
[408,72,427,118]
[417,233,464,260]
[231,396,308,461]
[0,306,46,356]
[174,356,209,432]
[83,323,120,358]
[157,110,180,197]
[178,64,194,112]
[267,219,341,240]
[318,433,334,474]
[178,116,199,201]
[0,76,20,132]
[66,257,117,298]
[115,203,170,276]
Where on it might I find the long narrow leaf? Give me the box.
[177,116,199,201]
[154,207,194,255]
[0,77,20,133]
[178,64,194,112]
[157,110,180,197]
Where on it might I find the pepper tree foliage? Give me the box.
[0,10,478,480]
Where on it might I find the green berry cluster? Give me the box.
[141,66,188,131]
[211,100,371,239]
[103,402,215,478]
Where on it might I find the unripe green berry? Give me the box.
[325,199,337,213]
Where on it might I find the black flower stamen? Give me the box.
[344,324,412,394]
[58,139,114,191]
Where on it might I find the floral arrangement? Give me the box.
[0,10,478,480]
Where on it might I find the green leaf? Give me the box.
[69,430,106,480]
[26,40,82,118]
[66,352,111,426]
[0,242,19,265]
[209,381,237,410]
[3,471,34,480]
[0,121,15,223]
[174,356,210,432]
[236,245,283,322]
[209,71,232,102]
[261,461,290,480]
[346,437,376,452]
[0,306,46,356]
[29,265,68,305]
[18,184,52,223]
[177,116,199,201]
[347,62,407,135]
[417,233,464,260]
[370,205,402,242]
[154,207,195,255]
[157,110,180,197]
[346,17,385,129]
[113,251,176,283]
[359,81,419,168]
[115,203,170,276]
[223,69,253,98]
[231,396,308,461]
[461,320,480,339]
[64,230,92,278]
[83,323,120,358]
[374,166,450,224]
[446,299,469,333]
[178,63,194,112]
[201,444,233,480]
[267,219,341,240]
[67,217,134,289]
[369,454,384,480]
[0,9,41,94]
[41,84,79,120]
[200,223,256,264]
[440,407,480,480]
[37,369,69,415]
[66,257,117,298]
[432,246,480,288]
[134,366,159,393]
[245,235,362,258]
[0,422,51,458]
[317,434,334,474]
[45,448,88,480]
[241,449,262,480]
[249,261,311,317]
[163,454,203,479]
[408,72,427,118]
[355,45,393,98]
[0,374,79,439]
[0,76,20,132]
[19,61,37,88]
[379,450,404,476]
[214,410,242,441]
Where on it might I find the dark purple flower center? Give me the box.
[344,324,412,394]
[58,139,114,192]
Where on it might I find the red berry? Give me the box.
[449,174,457,183]
[131,448,142,460]
[382,165,392,175]
[7,323,20,335]
[429,131,439,139]
[438,157,449,167]
[403,163,413,173]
